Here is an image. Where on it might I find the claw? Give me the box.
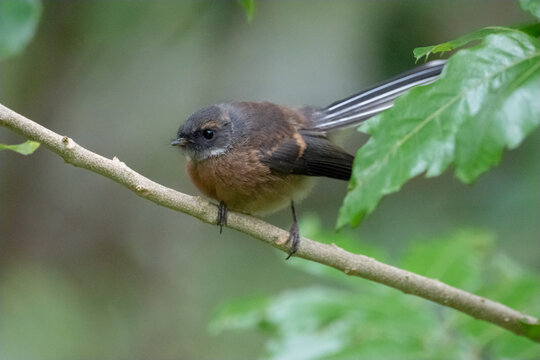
[217,201,228,233]
[285,200,299,260]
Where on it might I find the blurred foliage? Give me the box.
[0,140,40,155]
[1,263,136,359]
[0,0,41,60]
[520,0,540,18]
[1,0,538,359]
[237,0,255,23]
[211,217,540,360]
[339,25,540,227]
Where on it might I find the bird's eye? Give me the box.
[202,129,214,140]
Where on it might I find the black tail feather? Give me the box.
[312,60,445,131]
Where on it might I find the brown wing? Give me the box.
[262,130,353,181]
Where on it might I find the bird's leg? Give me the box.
[217,201,228,234]
[286,200,300,260]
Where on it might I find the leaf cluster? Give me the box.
[339,21,540,227]
[210,217,540,359]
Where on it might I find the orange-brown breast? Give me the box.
[186,148,314,215]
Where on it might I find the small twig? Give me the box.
[1,103,538,342]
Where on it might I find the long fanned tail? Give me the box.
[312,60,446,131]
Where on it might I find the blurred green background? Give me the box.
[1,1,538,359]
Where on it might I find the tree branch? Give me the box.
[1,103,538,342]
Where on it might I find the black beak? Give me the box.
[171,137,188,147]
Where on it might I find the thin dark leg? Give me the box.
[286,200,300,260]
[217,201,228,234]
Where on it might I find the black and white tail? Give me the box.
[312,60,446,131]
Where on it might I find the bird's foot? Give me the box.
[285,200,299,260]
[285,221,300,260]
[217,201,228,234]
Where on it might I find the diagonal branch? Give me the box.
[1,103,538,342]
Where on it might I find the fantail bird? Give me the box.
[172,61,445,258]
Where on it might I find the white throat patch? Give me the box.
[190,146,229,162]
[208,147,228,157]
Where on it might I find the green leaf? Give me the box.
[211,230,540,358]
[0,140,40,155]
[338,31,540,228]
[0,0,42,60]
[521,0,540,19]
[413,24,540,61]
[454,34,540,182]
[237,0,255,23]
